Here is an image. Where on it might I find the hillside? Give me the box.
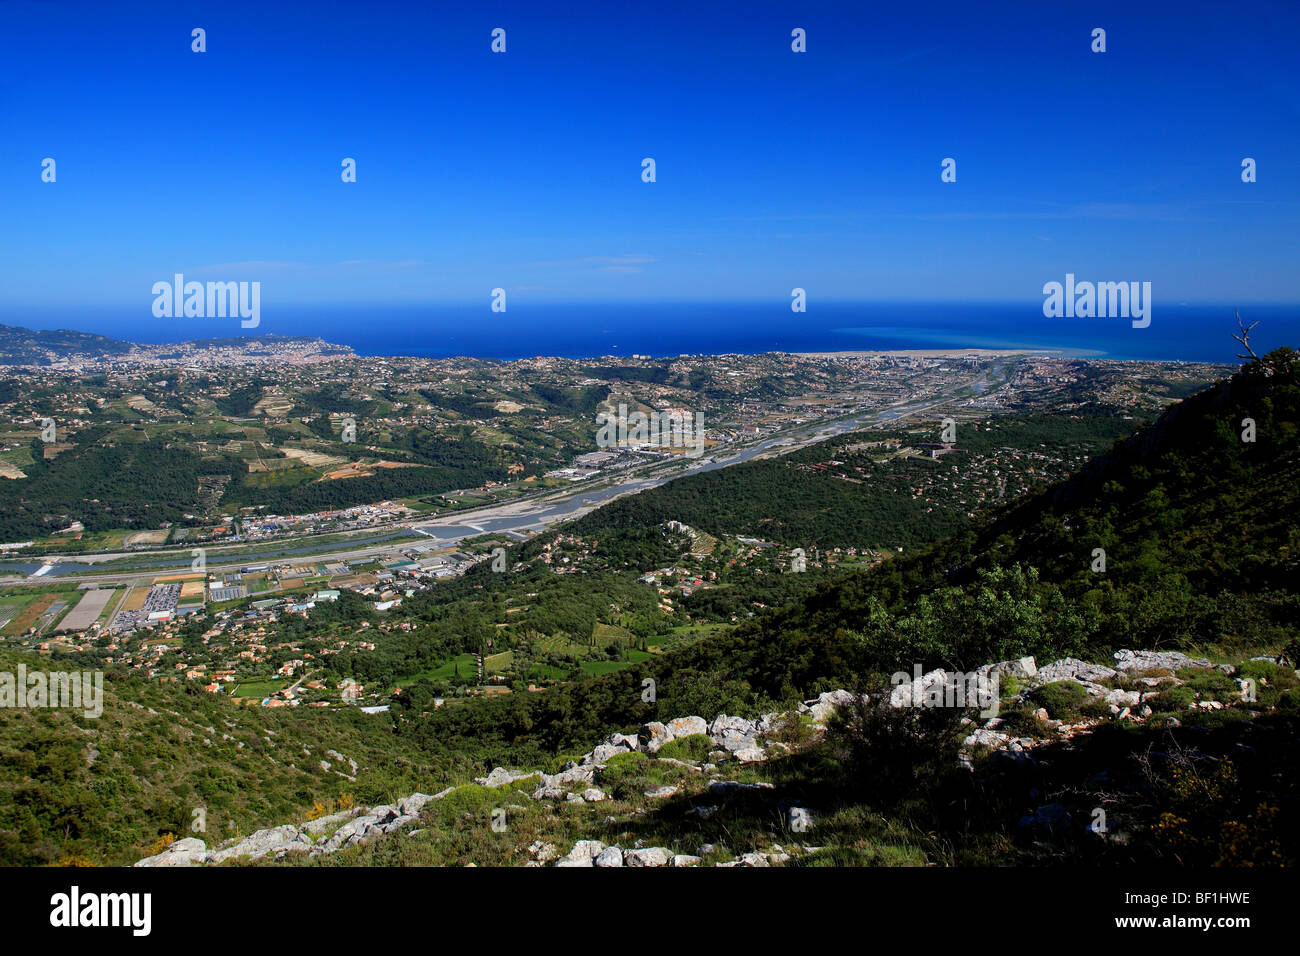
[571,406,1139,552]
[0,647,441,866]
[401,351,1298,754]
[0,324,135,365]
[293,348,1300,866]
[5,350,1297,867]
[0,325,352,366]
[135,646,1300,868]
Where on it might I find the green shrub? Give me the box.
[825,694,968,801]
[1147,685,1196,713]
[1180,707,1250,730]
[657,734,712,762]
[433,784,497,818]
[603,750,647,770]
[1177,670,1239,699]
[1027,681,1089,720]
[1234,659,1285,683]
[597,751,653,799]
[1080,698,1114,720]
[993,706,1049,738]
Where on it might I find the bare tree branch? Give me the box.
[1232,308,1261,363]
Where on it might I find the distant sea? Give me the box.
[7,301,1297,365]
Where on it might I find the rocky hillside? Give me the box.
[399,350,1300,773]
[137,645,1299,867]
[0,648,435,867]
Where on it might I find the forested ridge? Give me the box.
[408,351,1300,760]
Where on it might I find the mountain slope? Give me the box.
[0,324,135,365]
[0,648,441,866]
[409,350,1300,757]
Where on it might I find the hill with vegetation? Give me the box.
[0,324,135,365]
[0,646,447,866]
[4,349,1297,867]
[364,348,1298,864]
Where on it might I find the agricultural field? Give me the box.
[124,530,171,547]
[56,587,117,632]
[121,587,149,612]
[398,653,480,685]
[230,678,286,699]
[0,585,82,635]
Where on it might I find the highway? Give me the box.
[0,361,1009,588]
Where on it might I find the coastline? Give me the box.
[789,347,1065,359]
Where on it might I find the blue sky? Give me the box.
[1,0,1298,316]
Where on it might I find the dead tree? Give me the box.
[1232,309,1261,363]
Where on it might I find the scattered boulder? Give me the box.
[755,712,785,734]
[477,768,534,789]
[639,721,674,754]
[582,743,627,766]
[134,837,208,868]
[398,793,435,816]
[1036,658,1118,684]
[302,806,365,835]
[709,715,757,739]
[985,656,1038,679]
[889,669,948,708]
[547,764,597,788]
[320,814,381,852]
[594,846,625,867]
[708,780,776,797]
[625,847,671,867]
[962,728,1010,749]
[555,840,605,867]
[802,689,857,723]
[666,716,708,738]
[1137,675,1182,688]
[1104,689,1142,709]
[528,841,557,862]
[212,824,314,862]
[1112,650,1213,673]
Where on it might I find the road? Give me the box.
[0,362,1008,588]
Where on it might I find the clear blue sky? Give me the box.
[1,0,1298,312]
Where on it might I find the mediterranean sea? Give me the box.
[7,301,1297,365]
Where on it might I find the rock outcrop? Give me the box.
[136,646,1248,867]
